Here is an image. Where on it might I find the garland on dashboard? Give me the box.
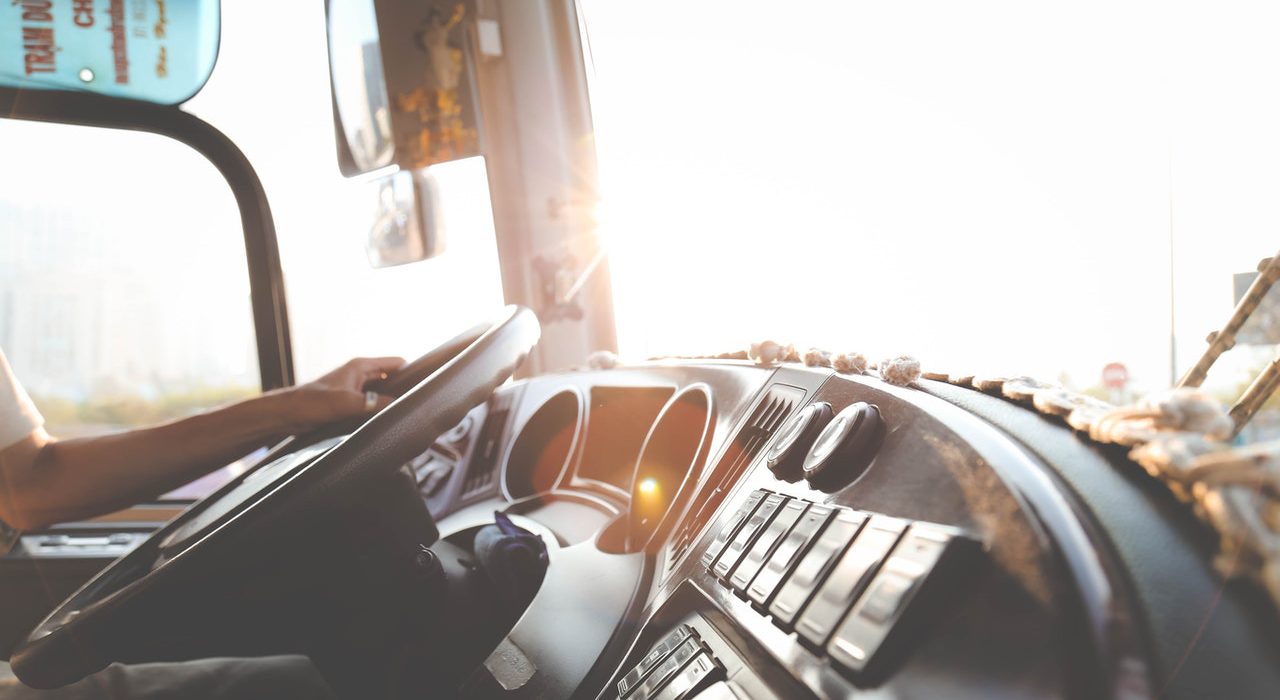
[925,370,1280,614]
[592,341,1280,613]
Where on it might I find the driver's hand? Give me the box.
[273,356,405,433]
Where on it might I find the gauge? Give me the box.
[503,389,583,500]
[627,385,714,551]
[766,402,833,481]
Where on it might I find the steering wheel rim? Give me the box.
[10,305,541,690]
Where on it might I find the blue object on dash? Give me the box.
[473,512,549,609]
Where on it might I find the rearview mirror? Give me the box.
[367,169,445,268]
[327,0,482,177]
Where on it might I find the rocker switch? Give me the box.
[794,515,906,648]
[712,493,787,580]
[826,523,969,675]
[702,490,768,568]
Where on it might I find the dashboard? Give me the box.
[408,360,1280,699]
[8,359,1275,698]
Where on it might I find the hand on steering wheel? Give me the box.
[10,306,541,691]
[272,356,405,434]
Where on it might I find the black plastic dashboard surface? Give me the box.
[422,362,1280,700]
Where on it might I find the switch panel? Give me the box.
[794,515,906,648]
[697,489,977,689]
[702,490,768,568]
[768,508,866,628]
[618,625,694,697]
[826,523,969,675]
[712,493,787,580]
[618,624,727,700]
[729,499,809,593]
[747,504,834,607]
[650,653,723,700]
[632,637,702,700]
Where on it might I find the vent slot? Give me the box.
[665,384,805,572]
[462,394,513,497]
[718,385,805,482]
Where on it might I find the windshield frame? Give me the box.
[0,86,294,390]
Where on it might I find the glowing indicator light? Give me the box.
[638,477,658,496]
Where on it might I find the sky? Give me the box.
[583,0,1278,396]
[184,2,506,383]
[1,1,506,397]
[2,0,1278,411]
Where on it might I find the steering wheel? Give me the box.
[9,306,541,689]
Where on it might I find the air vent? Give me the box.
[462,393,513,497]
[718,384,806,483]
[665,384,805,572]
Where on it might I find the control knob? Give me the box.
[766,402,833,481]
[801,402,883,491]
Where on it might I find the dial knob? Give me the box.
[802,402,883,492]
[766,402,833,481]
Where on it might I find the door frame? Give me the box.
[0,87,295,391]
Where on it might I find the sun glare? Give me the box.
[585,0,1279,395]
[638,477,659,496]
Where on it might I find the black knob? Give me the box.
[412,544,448,598]
[802,402,883,492]
[766,402,833,481]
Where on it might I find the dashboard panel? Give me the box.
[410,361,1280,699]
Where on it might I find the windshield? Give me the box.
[581,0,1280,441]
[0,122,257,438]
[0,3,506,502]
[185,2,505,383]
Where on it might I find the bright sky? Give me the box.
[584,0,1278,395]
[186,3,506,383]
[3,0,1278,409]
[0,1,505,395]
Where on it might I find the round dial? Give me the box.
[802,402,884,492]
[766,402,833,481]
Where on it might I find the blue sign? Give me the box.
[1,0,220,105]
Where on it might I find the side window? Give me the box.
[0,120,259,438]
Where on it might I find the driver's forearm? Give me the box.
[1,393,292,530]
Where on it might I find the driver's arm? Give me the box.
[0,356,403,531]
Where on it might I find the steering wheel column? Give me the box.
[99,466,453,697]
